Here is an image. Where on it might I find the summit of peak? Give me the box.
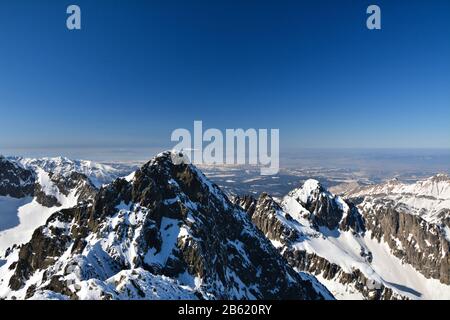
[302,179,322,192]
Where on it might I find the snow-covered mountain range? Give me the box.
[8,156,127,188]
[0,152,330,300]
[0,153,449,300]
[235,176,450,300]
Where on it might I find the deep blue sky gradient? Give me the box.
[0,0,449,157]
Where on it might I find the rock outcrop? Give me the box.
[0,156,35,198]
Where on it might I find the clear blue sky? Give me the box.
[0,0,449,158]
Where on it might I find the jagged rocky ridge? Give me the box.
[0,157,98,257]
[235,179,450,300]
[0,152,331,300]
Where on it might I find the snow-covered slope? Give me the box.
[235,179,450,300]
[9,156,124,188]
[345,174,450,226]
[0,152,331,300]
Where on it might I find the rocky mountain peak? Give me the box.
[291,179,324,202]
[1,151,330,300]
[284,180,346,230]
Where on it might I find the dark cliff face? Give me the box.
[233,195,257,218]
[361,200,450,285]
[304,192,343,230]
[340,203,366,234]
[7,152,329,300]
[0,156,35,198]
